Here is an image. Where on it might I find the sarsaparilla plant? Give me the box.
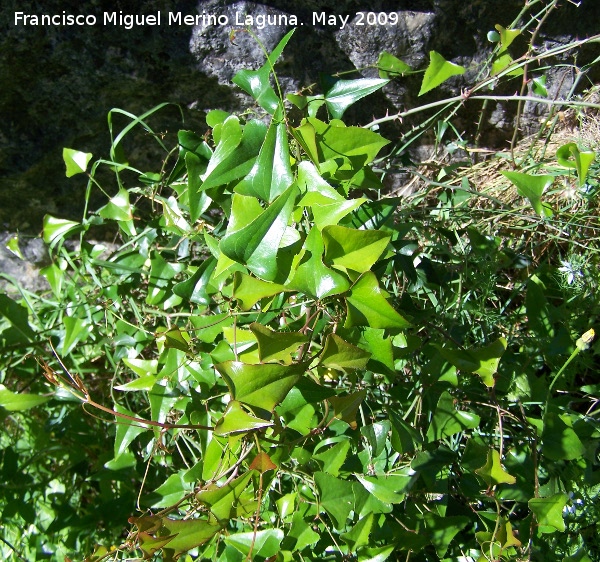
[1,11,600,562]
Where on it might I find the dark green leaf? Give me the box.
[426,391,481,442]
[324,78,389,119]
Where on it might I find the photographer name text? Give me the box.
[14,10,401,30]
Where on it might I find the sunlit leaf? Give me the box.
[323,225,390,273]
[233,29,294,114]
[233,272,287,311]
[196,470,255,521]
[220,183,298,281]
[288,227,350,299]
[355,470,418,504]
[475,449,517,486]
[556,142,596,186]
[213,400,273,436]
[502,171,554,217]
[313,440,350,476]
[236,121,293,202]
[529,493,568,532]
[340,512,375,552]
[378,51,411,78]
[319,333,371,372]
[215,361,305,412]
[42,215,80,245]
[63,147,92,177]
[250,323,307,363]
[419,51,465,96]
[249,452,277,473]
[345,272,411,329]
[225,528,284,558]
[0,384,50,411]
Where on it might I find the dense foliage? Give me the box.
[2,4,600,561]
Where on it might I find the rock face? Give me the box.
[1,0,599,293]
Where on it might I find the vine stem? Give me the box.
[40,345,214,431]
[364,95,600,129]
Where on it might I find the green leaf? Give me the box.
[249,323,308,363]
[202,119,266,191]
[388,409,423,454]
[419,51,465,96]
[232,30,294,114]
[502,171,554,217]
[344,197,400,230]
[528,493,568,532]
[360,421,390,459]
[324,78,389,119]
[146,253,185,306]
[319,333,371,372]
[542,412,586,461]
[313,439,351,476]
[220,183,298,281]
[225,528,284,558]
[345,272,411,329]
[98,188,134,222]
[424,512,470,558]
[491,52,524,77]
[355,470,418,504]
[130,515,222,560]
[147,473,189,508]
[496,24,521,50]
[63,147,92,177]
[185,152,207,223]
[340,512,375,552]
[556,142,596,186]
[62,316,93,355]
[173,258,217,306]
[435,338,507,387]
[215,361,305,412]
[532,75,548,97]
[288,227,350,299]
[378,51,411,78]
[196,471,255,521]
[236,121,293,202]
[294,118,389,173]
[287,510,321,551]
[329,389,367,429]
[475,449,517,486]
[323,225,390,273]
[42,215,80,245]
[213,400,273,436]
[113,403,148,457]
[314,472,355,529]
[426,391,481,442]
[0,384,50,411]
[232,272,287,311]
[0,294,36,342]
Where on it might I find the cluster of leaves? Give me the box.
[2,8,600,562]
